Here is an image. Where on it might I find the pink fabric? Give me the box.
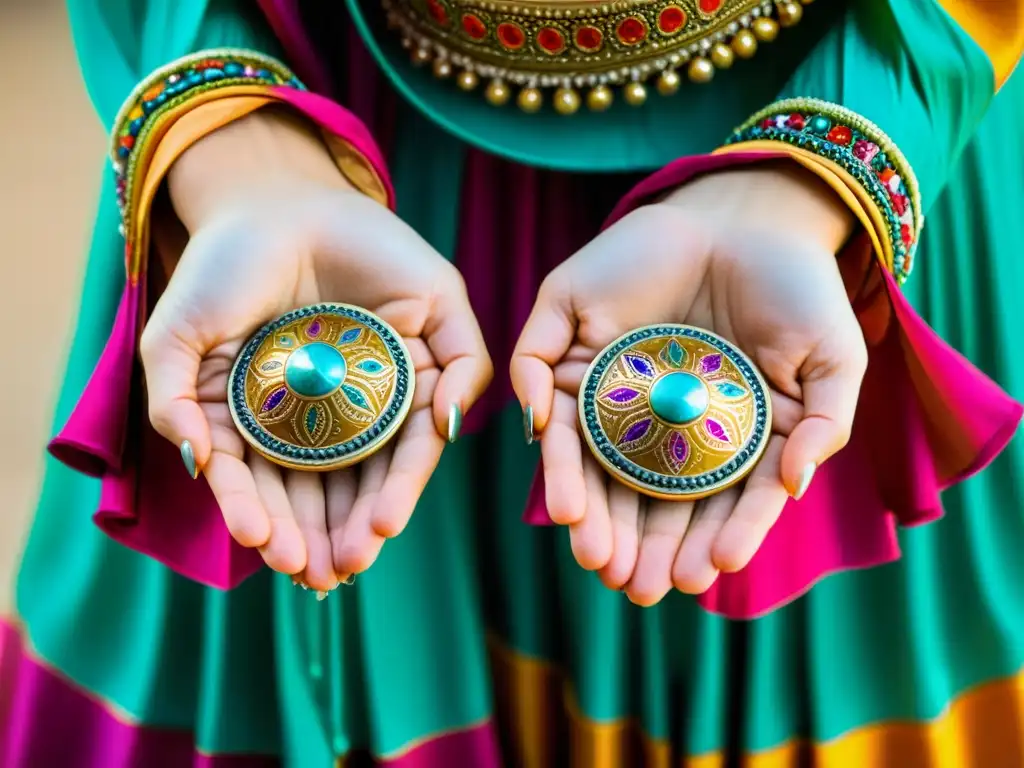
[522,151,1024,618]
[47,90,395,591]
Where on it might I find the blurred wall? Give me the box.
[0,1,104,612]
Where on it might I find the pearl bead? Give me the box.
[485,80,511,106]
[587,85,613,111]
[687,57,715,84]
[657,69,681,95]
[456,70,479,91]
[752,18,779,41]
[710,42,734,69]
[411,48,432,65]
[778,2,803,26]
[432,59,452,78]
[624,82,648,106]
[731,29,758,58]
[517,87,543,113]
[553,87,581,115]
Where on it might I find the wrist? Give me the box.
[661,161,856,254]
[167,106,354,233]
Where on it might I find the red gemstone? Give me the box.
[461,14,487,39]
[698,0,721,12]
[617,17,647,45]
[426,0,449,26]
[119,135,135,149]
[785,113,805,130]
[658,6,686,33]
[901,223,914,246]
[497,22,526,50]
[760,118,775,129]
[537,27,565,53]
[826,125,853,145]
[575,26,603,50]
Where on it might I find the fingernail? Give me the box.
[793,462,816,501]
[342,573,356,586]
[447,402,462,444]
[523,405,535,446]
[180,440,198,480]
[316,590,329,601]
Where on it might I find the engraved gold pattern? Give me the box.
[579,326,771,500]
[228,304,415,471]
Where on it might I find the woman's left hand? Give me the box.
[511,163,868,606]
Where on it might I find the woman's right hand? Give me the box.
[140,109,492,593]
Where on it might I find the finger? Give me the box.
[325,469,359,581]
[625,499,695,607]
[250,454,306,574]
[333,449,390,575]
[371,406,444,537]
[285,471,335,591]
[711,436,788,573]
[139,317,211,476]
[541,390,588,525]
[769,389,803,437]
[423,278,494,437]
[568,458,614,571]
[781,332,867,497]
[510,275,577,432]
[598,483,642,590]
[204,450,271,548]
[671,487,738,594]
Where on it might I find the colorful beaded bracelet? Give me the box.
[110,49,304,241]
[725,98,921,283]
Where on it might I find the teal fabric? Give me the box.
[9,0,1023,764]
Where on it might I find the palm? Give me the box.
[514,204,866,606]
[143,190,489,592]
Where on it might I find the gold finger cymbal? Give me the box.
[228,303,415,471]
[578,325,771,501]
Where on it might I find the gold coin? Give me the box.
[578,325,771,500]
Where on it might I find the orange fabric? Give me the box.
[936,0,1024,89]
[125,88,389,280]
[489,635,1024,767]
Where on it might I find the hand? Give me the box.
[140,110,492,592]
[511,164,867,606]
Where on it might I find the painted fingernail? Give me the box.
[342,573,356,586]
[316,590,329,601]
[523,405,535,445]
[794,462,816,501]
[180,440,198,480]
[447,402,462,444]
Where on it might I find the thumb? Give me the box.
[139,316,212,480]
[509,275,577,439]
[780,332,868,499]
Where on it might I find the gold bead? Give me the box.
[587,85,614,111]
[732,29,758,58]
[752,18,779,42]
[777,2,803,26]
[687,57,715,84]
[432,59,452,78]
[553,87,581,115]
[656,69,681,96]
[624,82,648,107]
[517,87,543,113]
[710,42,734,69]
[485,79,511,106]
[411,47,432,66]
[456,70,479,91]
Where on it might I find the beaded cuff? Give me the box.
[110,49,304,245]
[725,98,921,283]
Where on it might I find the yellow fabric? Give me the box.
[489,634,1024,767]
[712,142,894,275]
[125,87,389,280]
[935,0,1024,88]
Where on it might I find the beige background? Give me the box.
[0,2,104,612]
